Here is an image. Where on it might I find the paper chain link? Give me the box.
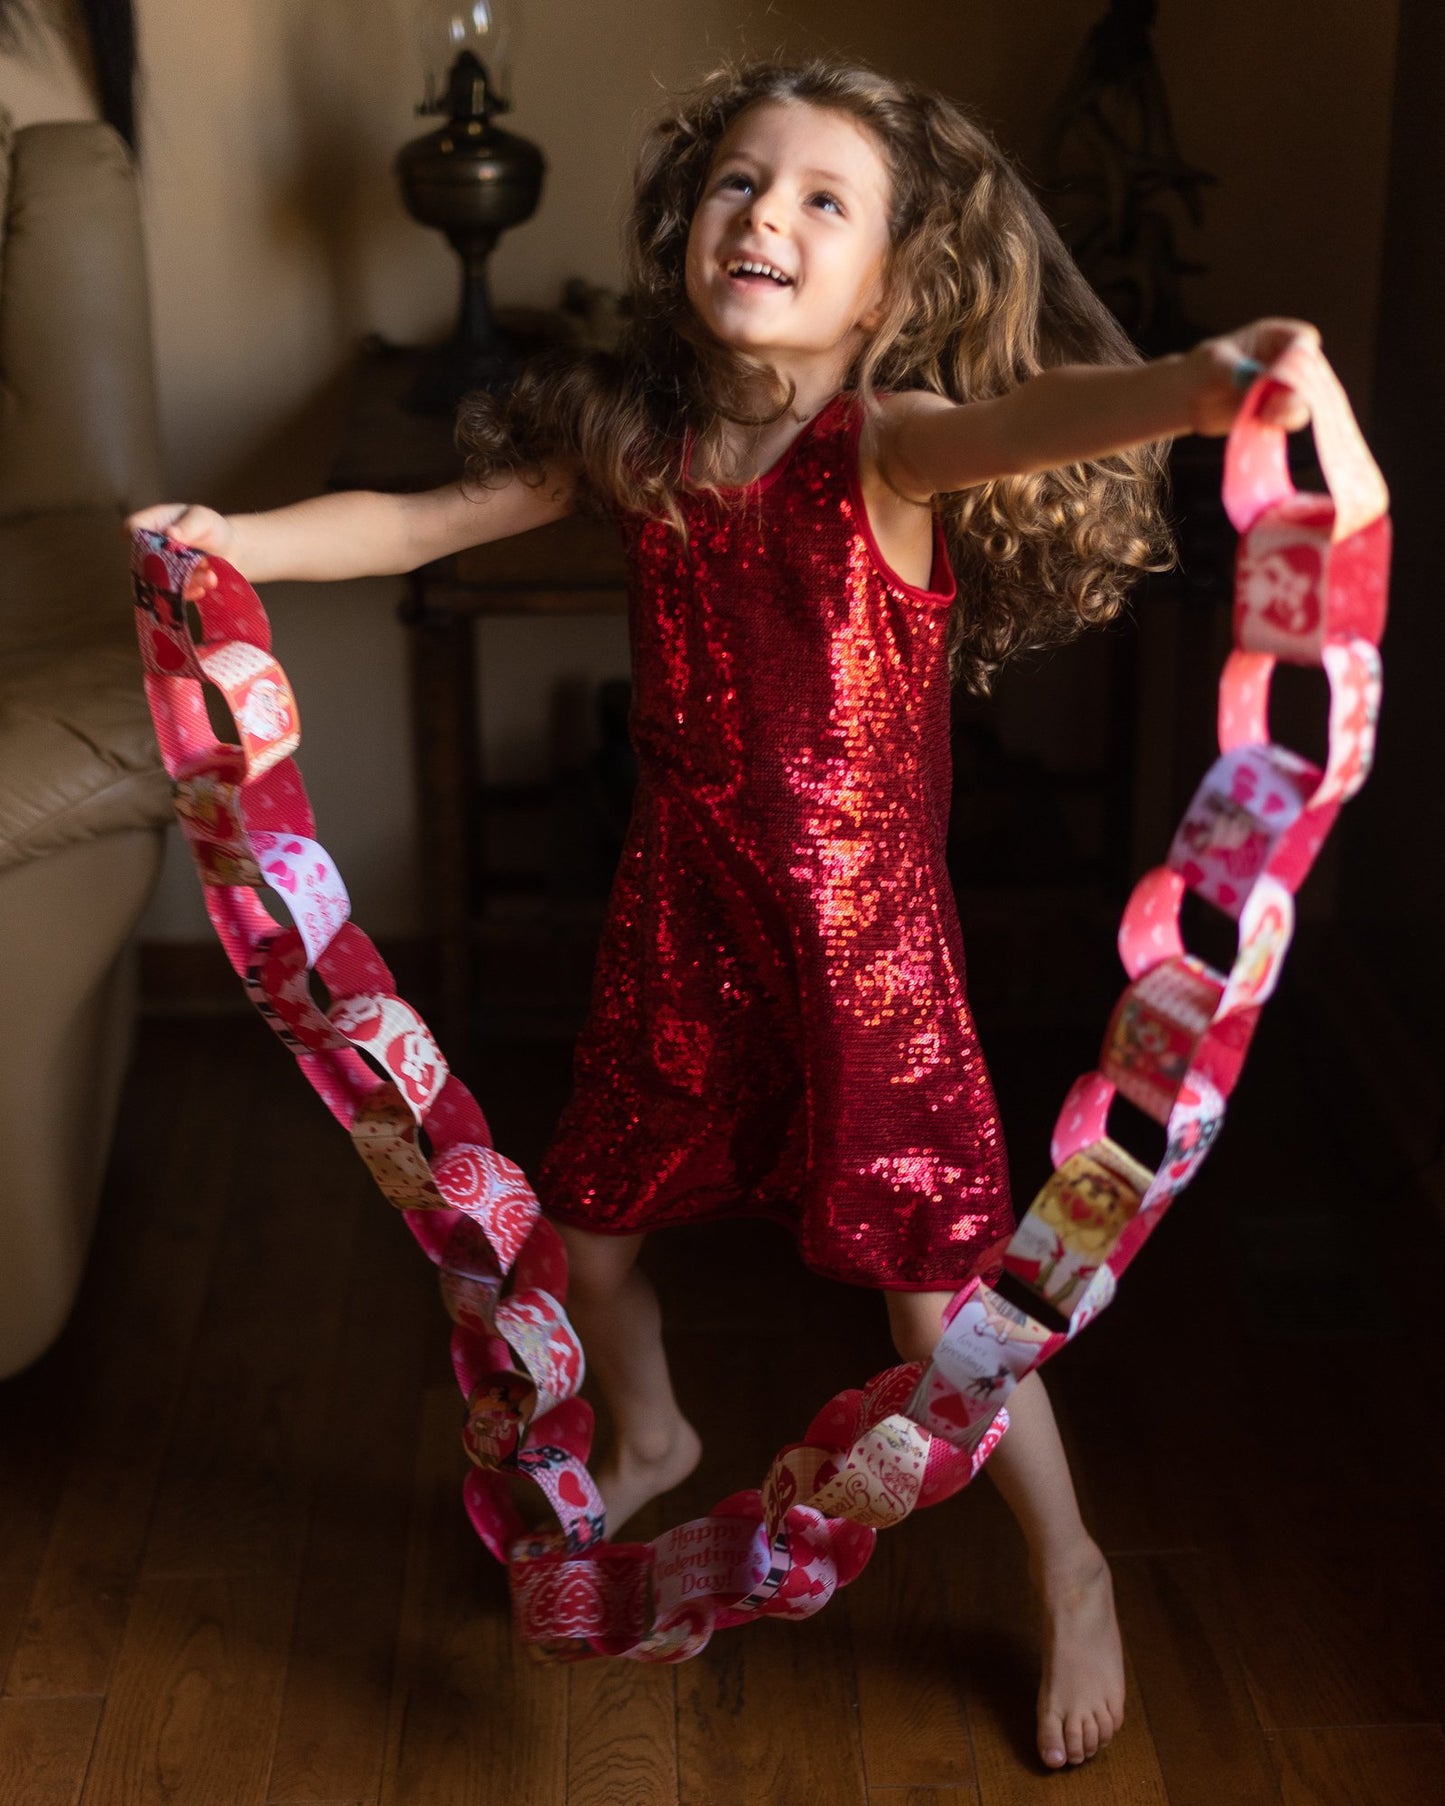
[132,349,1388,1662]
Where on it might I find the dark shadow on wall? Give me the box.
[1332,0,1445,1181]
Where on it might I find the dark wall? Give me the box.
[1341,0,1443,966]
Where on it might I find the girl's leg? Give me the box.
[556,1223,701,1533]
[887,1291,1125,1771]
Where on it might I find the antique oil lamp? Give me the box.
[395,2,545,410]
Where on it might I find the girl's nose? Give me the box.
[745,185,785,233]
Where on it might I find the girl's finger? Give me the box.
[1226,320,1319,383]
[1260,393,1311,432]
[1253,317,1320,360]
[162,507,229,552]
[126,502,188,533]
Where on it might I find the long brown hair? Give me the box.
[459,57,1171,693]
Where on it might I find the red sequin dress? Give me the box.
[538,393,1013,1290]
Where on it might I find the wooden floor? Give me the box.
[2,945,1442,1805]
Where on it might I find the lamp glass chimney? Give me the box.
[419,1,515,113]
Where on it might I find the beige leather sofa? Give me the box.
[0,113,173,1376]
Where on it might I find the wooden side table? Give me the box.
[330,339,628,1054]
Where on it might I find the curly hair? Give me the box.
[458,57,1172,693]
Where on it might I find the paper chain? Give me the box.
[132,348,1388,1662]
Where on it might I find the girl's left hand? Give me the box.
[1186,319,1320,436]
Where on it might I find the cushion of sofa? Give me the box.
[1,509,171,872]
[0,119,162,519]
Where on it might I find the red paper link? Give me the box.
[129,347,1388,1661]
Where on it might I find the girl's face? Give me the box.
[685,100,894,394]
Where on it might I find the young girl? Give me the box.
[132,57,1316,1772]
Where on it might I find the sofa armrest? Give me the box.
[0,117,163,520]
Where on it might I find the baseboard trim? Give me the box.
[139,935,439,1015]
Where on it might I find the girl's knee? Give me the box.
[885,1289,950,1366]
[555,1222,645,1302]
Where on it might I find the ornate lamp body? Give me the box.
[395,50,546,411]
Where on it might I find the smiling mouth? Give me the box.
[724,258,793,286]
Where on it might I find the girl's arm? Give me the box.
[126,463,576,585]
[875,319,1319,502]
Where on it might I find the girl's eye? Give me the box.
[810,191,843,214]
[718,172,753,195]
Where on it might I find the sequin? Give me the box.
[538,394,1013,1290]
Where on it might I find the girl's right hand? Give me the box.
[125,503,232,593]
[1185,319,1320,437]
[126,502,233,555]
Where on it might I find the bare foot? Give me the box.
[596,1415,703,1536]
[1032,1539,1126,1769]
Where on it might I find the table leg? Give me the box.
[405,574,479,1060]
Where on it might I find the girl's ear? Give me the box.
[857,258,892,336]
[858,285,891,338]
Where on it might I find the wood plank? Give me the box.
[139,1061,361,1580]
[0,1578,31,1680]
[380,1386,568,1806]
[868,1791,980,1806]
[9,1022,264,1694]
[1109,1552,1279,1806]
[850,1504,978,1788]
[659,1223,875,1806]
[0,1339,78,1582]
[1224,1531,1438,1732]
[1186,1344,1439,1734]
[1176,1321,1442,1731]
[954,1487,1169,1806]
[567,1658,679,1806]
[0,1696,102,1806]
[0,1025,229,1590]
[677,1609,869,1806]
[80,1574,294,1806]
[265,1185,444,1804]
[1269,1724,1445,1806]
